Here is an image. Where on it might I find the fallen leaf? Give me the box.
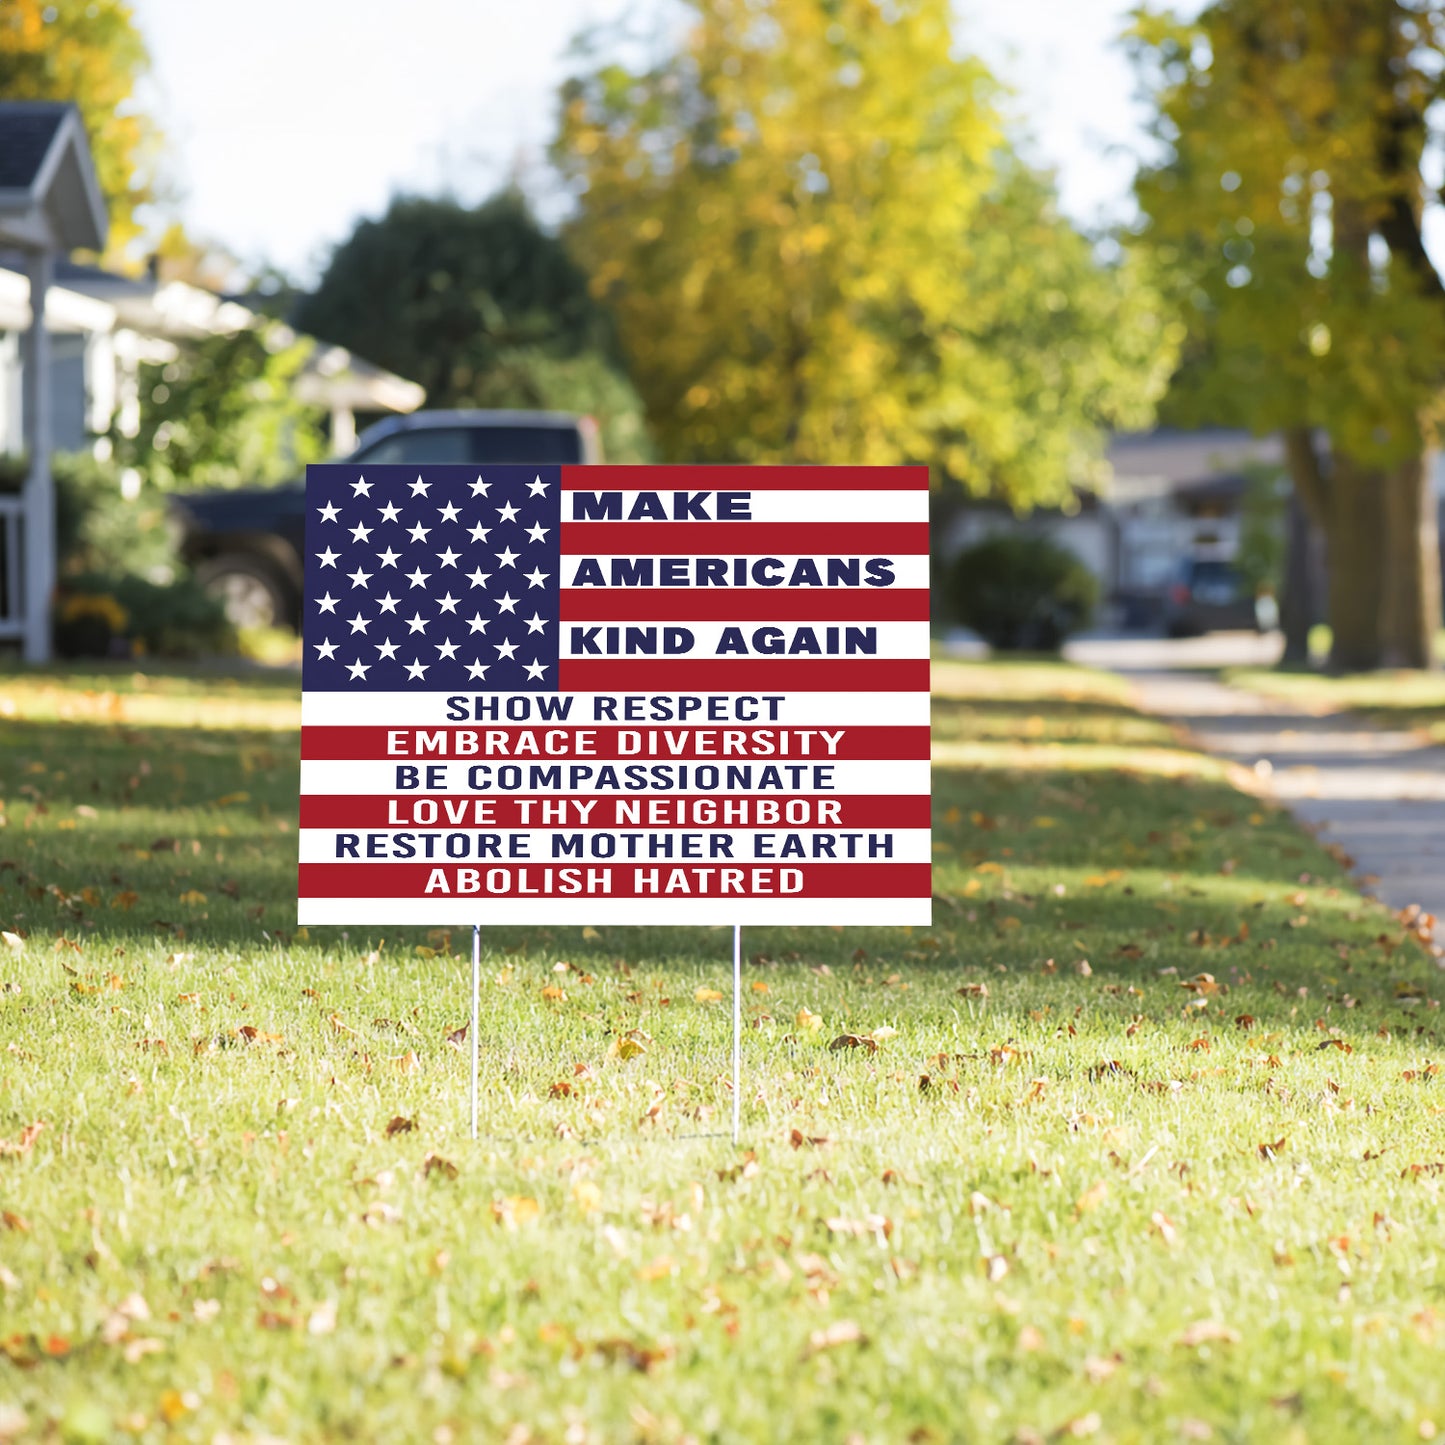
[804,1319,866,1355]
[0,1121,44,1158]
[306,1300,338,1335]
[694,987,723,1003]
[1074,1181,1108,1215]
[0,932,22,952]
[1177,1320,1241,1347]
[795,1008,824,1032]
[384,1115,416,1137]
[423,1152,458,1181]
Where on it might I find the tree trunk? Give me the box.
[1379,451,1440,669]
[1279,491,1317,665]
[1324,456,1386,672]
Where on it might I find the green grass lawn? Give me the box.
[1226,664,1445,743]
[2,659,1444,1444]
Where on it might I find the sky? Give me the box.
[130,0,1148,283]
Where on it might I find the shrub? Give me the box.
[55,574,235,660]
[947,533,1098,652]
[54,451,181,582]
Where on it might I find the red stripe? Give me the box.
[299,793,933,829]
[299,861,931,900]
[561,523,928,553]
[560,589,930,621]
[562,466,929,492]
[558,659,930,691]
[301,725,928,762]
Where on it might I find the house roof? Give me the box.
[0,102,108,253]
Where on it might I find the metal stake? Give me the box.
[470,923,480,1141]
[732,923,742,1145]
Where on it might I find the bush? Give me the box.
[54,451,181,582]
[948,533,1098,652]
[55,574,236,660]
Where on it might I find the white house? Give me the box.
[0,104,423,660]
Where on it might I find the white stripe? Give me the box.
[298,898,932,926]
[299,827,933,864]
[565,489,929,524]
[560,620,930,661]
[300,691,932,727]
[562,555,931,589]
[299,758,932,796]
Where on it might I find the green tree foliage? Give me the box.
[294,192,651,461]
[114,326,326,492]
[1129,1,1445,670]
[553,0,1178,503]
[0,0,158,258]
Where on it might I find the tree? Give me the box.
[114,325,326,492]
[293,192,652,461]
[552,0,1178,504]
[1129,2,1445,670]
[0,0,158,258]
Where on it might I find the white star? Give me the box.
[496,546,519,568]
[469,476,490,497]
[466,568,491,589]
[348,613,370,634]
[523,567,548,589]
[376,592,400,614]
[349,522,373,543]
[318,501,340,523]
[404,659,429,680]
[348,567,372,589]
[466,613,489,634]
[316,547,339,568]
[378,501,401,523]
[436,593,460,614]
[409,476,430,496]
[524,612,547,635]
[527,475,548,497]
[494,637,519,660]
[408,522,431,543]
[406,613,429,634]
[437,546,460,568]
[316,592,339,614]
[314,638,338,659]
[523,659,548,681]
[495,592,519,614]
[376,638,399,660]
[438,501,460,523]
[467,522,491,543]
[466,660,489,680]
[376,547,400,568]
[346,659,371,680]
[525,522,549,544]
[351,477,372,496]
[436,638,459,660]
[497,501,520,524]
[406,567,431,588]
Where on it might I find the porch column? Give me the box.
[21,247,53,663]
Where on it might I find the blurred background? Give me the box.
[2,0,1443,673]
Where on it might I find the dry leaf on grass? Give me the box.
[804,1319,866,1356]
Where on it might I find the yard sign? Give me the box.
[296,465,931,928]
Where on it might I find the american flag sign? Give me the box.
[297,465,931,926]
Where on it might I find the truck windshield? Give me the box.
[355,426,582,466]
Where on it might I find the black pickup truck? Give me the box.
[174,409,601,630]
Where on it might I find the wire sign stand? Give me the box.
[470,922,745,1144]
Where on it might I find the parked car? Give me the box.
[1163,557,1258,637]
[174,409,602,630]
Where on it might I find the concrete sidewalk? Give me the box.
[1067,636,1445,940]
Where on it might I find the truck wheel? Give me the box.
[195,555,293,630]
